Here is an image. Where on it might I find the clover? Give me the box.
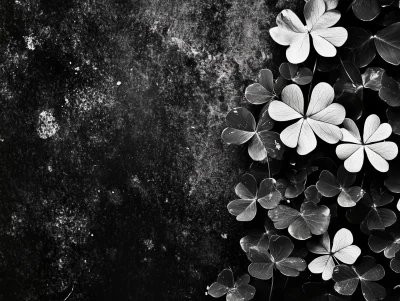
[307,228,361,280]
[247,235,306,280]
[227,174,282,222]
[368,228,400,258]
[207,269,256,301]
[336,115,399,173]
[268,82,345,155]
[346,189,397,233]
[332,256,386,301]
[269,0,347,64]
[316,165,365,207]
[268,201,330,240]
[221,106,285,161]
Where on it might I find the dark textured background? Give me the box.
[0,0,301,300]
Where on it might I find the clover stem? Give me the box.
[346,0,359,12]
[307,56,318,106]
[338,55,355,86]
[269,273,274,301]
[282,277,289,292]
[267,157,272,179]
[361,172,366,189]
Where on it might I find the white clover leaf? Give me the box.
[336,115,399,173]
[268,82,346,155]
[270,0,348,64]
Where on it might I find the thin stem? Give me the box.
[338,55,355,85]
[307,57,318,105]
[361,172,366,189]
[346,0,359,12]
[269,273,274,301]
[266,157,272,179]
[282,277,289,292]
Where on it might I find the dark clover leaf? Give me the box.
[268,201,330,240]
[344,28,376,68]
[317,56,340,72]
[390,251,400,273]
[352,0,382,21]
[368,228,400,258]
[279,63,313,86]
[379,72,400,107]
[387,107,400,135]
[375,22,400,66]
[240,218,279,253]
[334,61,364,120]
[316,166,365,207]
[227,174,282,222]
[282,168,308,199]
[221,107,285,161]
[248,235,306,280]
[248,160,282,183]
[302,282,351,301]
[382,10,400,26]
[245,69,287,105]
[207,268,256,301]
[332,256,386,301]
[346,189,397,233]
[305,185,322,204]
[385,169,400,193]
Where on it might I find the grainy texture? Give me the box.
[0,0,301,300]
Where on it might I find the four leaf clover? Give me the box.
[336,115,398,173]
[307,228,361,280]
[269,82,345,155]
[248,235,306,280]
[269,0,347,64]
[316,165,365,207]
[227,174,282,222]
[207,269,256,301]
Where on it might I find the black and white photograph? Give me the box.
[1,0,400,300]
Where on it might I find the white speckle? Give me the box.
[116,81,121,86]
[144,239,154,250]
[275,140,281,150]
[286,200,290,203]
[37,111,60,139]
[74,67,80,71]
[24,35,36,50]
[221,233,228,239]
[48,165,53,172]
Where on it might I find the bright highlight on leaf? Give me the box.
[268,201,330,240]
[279,63,313,85]
[221,107,285,161]
[336,115,398,173]
[207,269,256,301]
[248,235,306,280]
[332,256,386,301]
[316,165,364,207]
[269,82,345,155]
[227,174,282,222]
[368,229,400,258]
[307,228,361,280]
[269,0,347,64]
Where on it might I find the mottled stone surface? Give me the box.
[0,0,301,300]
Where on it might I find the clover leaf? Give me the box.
[390,251,400,273]
[281,168,308,198]
[269,0,347,64]
[368,229,400,258]
[387,107,400,135]
[351,0,393,21]
[336,115,398,173]
[379,72,400,107]
[346,189,397,232]
[385,169,400,193]
[279,63,313,85]
[345,23,400,66]
[316,165,365,207]
[240,217,279,253]
[221,107,285,161]
[227,174,282,222]
[269,82,345,155]
[248,235,306,280]
[245,69,288,105]
[305,185,322,203]
[207,269,256,301]
[268,201,330,240]
[332,256,386,301]
[307,228,361,280]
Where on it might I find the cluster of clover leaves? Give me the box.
[206,0,400,300]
